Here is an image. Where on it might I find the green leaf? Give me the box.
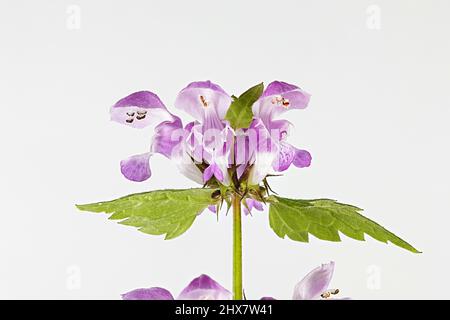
[76,188,216,240]
[268,196,420,253]
[225,83,264,129]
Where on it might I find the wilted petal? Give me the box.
[151,116,184,158]
[293,148,312,168]
[175,81,231,128]
[292,261,335,300]
[122,287,174,300]
[178,274,232,300]
[120,153,152,182]
[111,91,174,128]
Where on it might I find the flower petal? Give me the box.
[122,287,174,300]
[247,119,278,184]
[253,81,310,124]
[171,143,204,185]
[269,119,292,141]
[151,116,184,159]
[293,148,312,168]
[243,198,264,215]
[111,91,174,128]
[261,81,310,109]
[260,297,276,300]
[292,261,335,300]
[174,81,231,124]
[203,162,224,183]
[273,142,295,172]
[120,153,152,182]
[236,164,247,179]
[177,274,232,300]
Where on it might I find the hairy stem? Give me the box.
[232,193,243,300]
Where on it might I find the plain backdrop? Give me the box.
[1,0,449,299]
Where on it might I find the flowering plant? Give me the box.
[77,80,419,300]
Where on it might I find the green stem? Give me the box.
[232,194,243,300]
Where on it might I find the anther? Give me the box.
[137,110,147,116]
[321,292,331,299]
[282,98,290,107]
[126,118,134,123]
[320,289,339,299]
[200,95,208,107]
[136,114,146,120]
[126,111,135,117]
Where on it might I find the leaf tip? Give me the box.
[75,204,87,211]
[410,247,422,254]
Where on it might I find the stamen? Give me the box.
[282,98,290,107]
[137,110,147,116]
[126,118,134,123]
[136,114,146,120]
[271,95,283,104]
[321,292,331,299]
[126,111,135,117]
[320,289,339,299]
[200,95,208,107]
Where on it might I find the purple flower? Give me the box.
[122,262,348,300]
[110,80,311,187]
[243,198,264,215]
[292,261,345,300]
[253,81,311,125]
[206,198,264,215]
[174,81,231,132]
[122,274,232,300]
[110,91,175,129]
[248,81,312,184]
[262,261,349,300]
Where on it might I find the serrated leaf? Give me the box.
[225,83,264,129]
[269,196,420,253]
[76,188,216,240]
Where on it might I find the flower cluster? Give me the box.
[111,80,311,214]
[122,261,348,300]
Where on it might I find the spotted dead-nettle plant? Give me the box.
[77,80,420,300]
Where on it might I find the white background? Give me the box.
[1,0,449,299]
